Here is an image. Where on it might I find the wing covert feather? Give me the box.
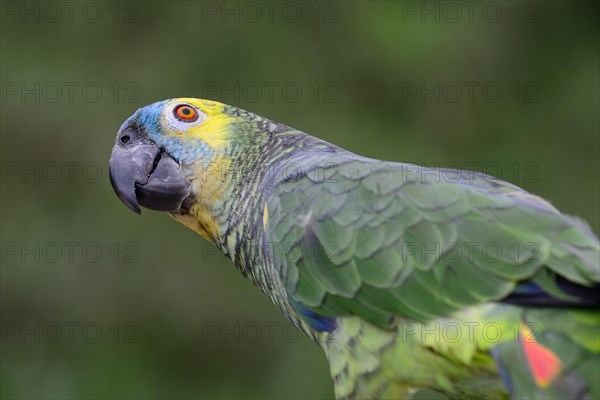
[266,158,600,326]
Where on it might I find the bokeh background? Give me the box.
[1,1,598,399]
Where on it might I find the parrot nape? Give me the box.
[109,98,599,400]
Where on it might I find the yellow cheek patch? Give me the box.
[166,97,240,150]
[171,154,231,243]
[187,113,232,149]
[163,98,238,243]
[170,205,220,242]
[189,155,231,203]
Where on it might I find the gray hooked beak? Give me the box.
[109,127,191,214]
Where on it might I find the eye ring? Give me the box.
[174,104,199,122]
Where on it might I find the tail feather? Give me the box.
[491,316,598,399]
[521,324,561,388]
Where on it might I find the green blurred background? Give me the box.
[1,1,598,399]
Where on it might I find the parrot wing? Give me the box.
[265,155,600,328]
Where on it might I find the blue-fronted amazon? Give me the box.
[109,98,599,399]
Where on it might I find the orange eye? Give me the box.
[174,104,198,122]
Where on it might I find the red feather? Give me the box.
[521,324,562,388]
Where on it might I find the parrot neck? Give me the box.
[172,123,345,338]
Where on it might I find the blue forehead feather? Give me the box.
[119,100,170,134]
[118,99,212,167]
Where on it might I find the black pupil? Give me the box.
[120,135,130,144]
[181,107,191,115]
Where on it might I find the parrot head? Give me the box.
[109,98,249,217]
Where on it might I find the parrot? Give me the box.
[109,98,600,400]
